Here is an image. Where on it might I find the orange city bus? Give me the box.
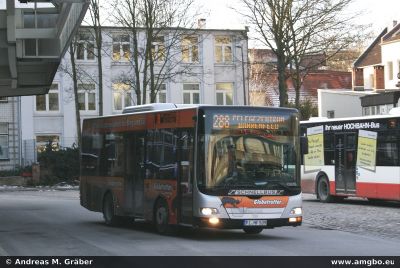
[80,104,304,234]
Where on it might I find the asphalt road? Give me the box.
[0,190,399,256]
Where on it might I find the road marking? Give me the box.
[0,244,9,256]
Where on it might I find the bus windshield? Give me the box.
[198,108,299,193]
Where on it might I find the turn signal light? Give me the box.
[289,217,302,223]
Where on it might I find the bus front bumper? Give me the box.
[193,216,302,229]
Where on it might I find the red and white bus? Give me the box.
[80,104,304,234]
[301,113,400,202]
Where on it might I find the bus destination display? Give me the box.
[213,114,288,130]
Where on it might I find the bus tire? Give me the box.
[154,199,173,235]
[243,227,263,234]
[317,176,334,203]
[102,192,122,226]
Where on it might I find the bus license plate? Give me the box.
[244,220,267,226]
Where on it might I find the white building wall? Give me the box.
[20,27,249,158]
[318,89,372,118]
[202,33,216,104]
[381,41,400,89]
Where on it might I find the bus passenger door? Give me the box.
[126,132,146,216]
[134,133,146,216]
[178,129,194,224]
[124,134,135,215]
[334,133,357,195]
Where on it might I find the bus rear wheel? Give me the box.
[243,227,263,234]
[103,192,123,226]
[317,176,334,203]
[154,199,173,235]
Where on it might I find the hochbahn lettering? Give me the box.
[325,122,380,131]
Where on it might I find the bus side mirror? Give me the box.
[300,136,308,155]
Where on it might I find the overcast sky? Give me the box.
[1,0,399,39]
[202,0,400,32]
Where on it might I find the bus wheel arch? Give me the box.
[316,173,334,203]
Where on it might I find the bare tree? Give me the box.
[60,39,100,148]
[237,0,292,107]
[285,0,369,108]
[236,0,369,108]
[86,0,105,115]
[67,41,81,148]
[111,0,201,105]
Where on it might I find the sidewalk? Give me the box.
[0,184,79,192]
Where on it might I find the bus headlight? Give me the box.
[200,208,218,216]
[290,207,302,215]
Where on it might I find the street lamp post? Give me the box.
[236,45,247,105]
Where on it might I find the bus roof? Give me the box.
[83,104,299,122]
[301,113,400,124]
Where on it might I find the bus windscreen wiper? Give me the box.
[265,181,295,192]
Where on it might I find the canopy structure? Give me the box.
[0,0,89,96]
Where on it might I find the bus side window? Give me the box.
[146,130,157,179]
[377,132,399,166]
[324,134,335,165]
[82,137,98,176]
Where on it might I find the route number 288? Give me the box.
[213,115,230,128]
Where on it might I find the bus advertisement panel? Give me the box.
[80,105,303,235]
[301,115,400,202]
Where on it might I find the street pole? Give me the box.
[237,45,247,105]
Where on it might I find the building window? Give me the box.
[362,107,370,116]
[112,83,132,111]
[327,110,335,119]
[0,97,7,102]
[156,84,167,103]
[183,84,200,104]
[215,36,232,63]
[0,123,9,159]
[36,135,60,153]
[78,84,96,111]
[216,83,233,105]
[182,36,199,63]
[35,84,59,112]
[371,106,376,115]
[388,61,394,80]
[151,36,165,62]
[112,34,130,61]
[76,32,95,61]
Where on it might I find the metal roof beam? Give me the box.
[15,28,56,39]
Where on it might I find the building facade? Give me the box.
[318,21,400,119]
[20,26,249,162]
[352,21,400,116]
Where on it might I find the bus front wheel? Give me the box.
[317,176,334,203]
[154,199,173,235]
[103,192,122,226]
[243,227,263,234]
